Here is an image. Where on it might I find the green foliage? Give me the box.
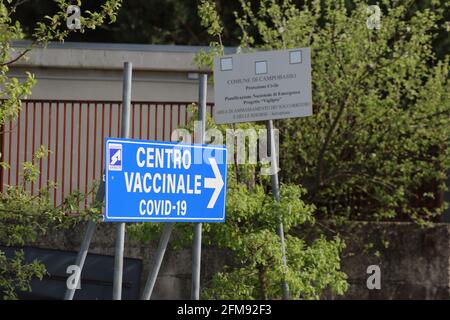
[198,0,223,38]
[33,0,122,43]
[195,0,225,70]
[0,250,45,300]
[188,0,350,300]
[129,102,348,299]
[0,146,102,299]
[200,182,348,300]
[13,1,449,61]
[202,234,347,300]
[0,0,121,300]
[269,0,448,224]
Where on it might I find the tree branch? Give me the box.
[0,47,31,67]
[316,92,351,184]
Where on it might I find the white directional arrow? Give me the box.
[204,158,224,209]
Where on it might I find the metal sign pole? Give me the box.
[266,119,290,300]
[141,223,174,300]
[63,187,100,300]
[191,73,207,300]
[112,61,132,300]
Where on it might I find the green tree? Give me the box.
[0,0,122,300]
[185,0,448,299]
[130,1,350,300]
[12,0,242,45]
[197,0,449,225]
[197,0,350,300]
[129,106,349,300]
[200,181,348,299]
[270,0,449,224]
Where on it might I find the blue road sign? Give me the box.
[104,138,228,222]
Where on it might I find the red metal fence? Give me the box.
[0,100,213,207]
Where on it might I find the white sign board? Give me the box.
[213,48,312,124]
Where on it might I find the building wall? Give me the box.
[9,67,215,103]
[9,41,217,102]
[4,41,450,299]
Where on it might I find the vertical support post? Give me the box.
[63,137,106,299]
[113,223,125,300]
[266,119,290,300]
[141,223,174,300]
[112,61,132,300]
[191,73,207,300]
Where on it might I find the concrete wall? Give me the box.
[26,221,450,300]
[10,41,220,102]
[35,222,231,299]
[330,222,450,299]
